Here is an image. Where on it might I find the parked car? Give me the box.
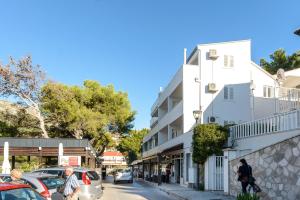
[33,167,103,200]
[0,183,46,200]
[0,173,64,200]
[113,168,133,184]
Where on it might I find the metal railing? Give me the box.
[277,87,300,112]
[230,109,300,140]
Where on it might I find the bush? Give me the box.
[192,124,228,164]
[19,161,40,172]
[236,193,260,200]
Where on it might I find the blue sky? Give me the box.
[0,0,299,129]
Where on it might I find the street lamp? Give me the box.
[193,110,201,124]
[295,28,300,36]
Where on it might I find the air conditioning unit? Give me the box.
[208,116,216,123]
[208,83,218,93]
[208,49,218,60]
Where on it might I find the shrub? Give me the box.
[19,161,40,172]
[192,124,228,164]
[236,193,260,200]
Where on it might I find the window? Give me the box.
[224,86,234,100]
[224,55,234,67]
[263,86,274,98]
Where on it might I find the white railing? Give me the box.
[277,87,300,112]
[230,109,300,140]
[150,117,158,128]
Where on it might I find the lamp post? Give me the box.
[193,110,201,124]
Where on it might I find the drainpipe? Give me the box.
[184,48,187,65]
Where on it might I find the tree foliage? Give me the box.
[192,124,228,164]
[117,129,148,164]
[0,56,49,138]
[0,107,41,137]
[260,49,300,74]
[41,80,135,154]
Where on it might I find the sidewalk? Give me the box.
[140,179,235,200]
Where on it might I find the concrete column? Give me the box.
[149,160,152,181]
[142,161,145,179]
[223,149,237,195]
[12,156,15,169]
[223,150,229,194]
[157,155,162,185]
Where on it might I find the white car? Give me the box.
[113,169,133,184]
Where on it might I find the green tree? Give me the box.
[0,105,41,137]
[260,49,300,74]
[192,124,228,189]
[117,129,148,164]
[41,80,135,154]
[0,56,49,137]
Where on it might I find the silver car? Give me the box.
[0,173,64,200]
[33,167,103,200]
[113,168,133,184]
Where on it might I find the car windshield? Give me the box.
[87,171,100,181]
[123,169,131,173]
[39,177,65,190]
[0,188,44,200]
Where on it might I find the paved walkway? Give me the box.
[141,180,235,200]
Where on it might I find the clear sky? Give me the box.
[0,0,299,129]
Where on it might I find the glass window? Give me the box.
[1,188,44,200]
[263,86,274,98]
[39,177,65,190]
[87,171,100,180]
[224,86,234,100]
[224,55,234,67]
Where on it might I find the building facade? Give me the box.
[142,40,287,188]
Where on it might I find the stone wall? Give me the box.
[229,134,300,200]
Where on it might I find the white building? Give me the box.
[142,39,295,189]
[101,151,127,173]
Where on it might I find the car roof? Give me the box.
[23,173,59,178]
[0,183,30,191]
[36,167,94,172]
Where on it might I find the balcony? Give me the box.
[150,117,158,129]
[142,131,193,158]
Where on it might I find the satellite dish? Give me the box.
[276,68,286,82]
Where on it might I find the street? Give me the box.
[102,176,174,200]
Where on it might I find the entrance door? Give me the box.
[206,156,224,190]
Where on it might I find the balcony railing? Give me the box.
[277,87,300,112]
[230,109,300,140]
[150,117,158,128]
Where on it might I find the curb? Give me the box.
[140,180,188,200]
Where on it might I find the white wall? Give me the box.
[183,64,200,132]
[233,129,300,156]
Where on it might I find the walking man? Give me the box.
[63,167,81,200]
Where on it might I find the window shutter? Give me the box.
[230,87,234,99]
[230,56,234,67]
[224,87,228,99]
[224,55,228,67]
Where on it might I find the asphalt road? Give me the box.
[102,176,174,200]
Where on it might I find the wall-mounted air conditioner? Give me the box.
[208,83,218,93]
[208,49,218,60]
[208,116,216,123]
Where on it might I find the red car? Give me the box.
[0,183,45,200]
